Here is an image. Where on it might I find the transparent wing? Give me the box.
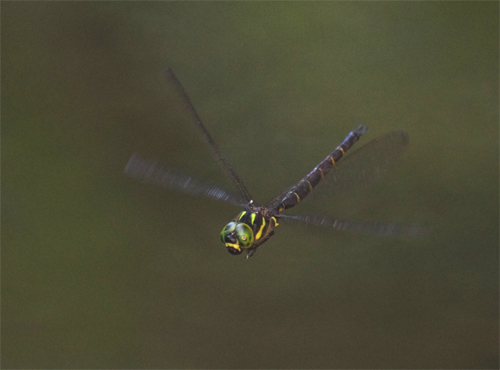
[325,130,409,196]
[165,68,253,203]
[279,214,430,239]
[266,130,410,210]
[125,154,246,207]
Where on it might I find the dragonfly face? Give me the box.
[220,221,254,255]
[220,209,279,256]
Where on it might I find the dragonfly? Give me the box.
[125,68,424,259]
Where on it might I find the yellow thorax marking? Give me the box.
[255,218,266,240]
[272,217,279,226]
[251,213,256,225]
[226,243,241,251]
[238,211,246,221]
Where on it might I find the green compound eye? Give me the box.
[221,222,236,243]
[235,223,254,249]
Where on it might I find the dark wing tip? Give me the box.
[164,67,177,82]
[401,131,410,145]
[395,130,410,146]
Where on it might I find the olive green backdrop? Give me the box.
[3,2,498,369]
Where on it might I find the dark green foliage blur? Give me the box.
[2,2,498,368]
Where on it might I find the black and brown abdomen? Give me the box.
[276,125,368,213]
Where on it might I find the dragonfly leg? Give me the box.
[246,249,257,259]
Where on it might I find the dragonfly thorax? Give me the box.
[220,209,279,257]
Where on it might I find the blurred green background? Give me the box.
[2,2,498,369]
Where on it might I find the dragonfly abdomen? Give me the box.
[276,125,368,213]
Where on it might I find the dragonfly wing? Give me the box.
[125,154,246,207]
[279,214,430,239]
[324,130,410,197]
[265,130,410,210]
[165,68,253,203]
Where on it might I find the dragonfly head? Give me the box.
[220,221,254,255]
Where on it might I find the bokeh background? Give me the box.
[3,2,498,369]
